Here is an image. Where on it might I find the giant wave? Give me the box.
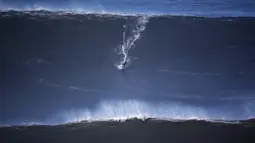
[1,9,255,127]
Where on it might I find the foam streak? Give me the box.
[115,17,148,70]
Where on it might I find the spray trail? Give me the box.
[115,16,149,70]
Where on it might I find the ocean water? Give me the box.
[1,1,255,142]
[1,10,255,126]
[1,118,254,143]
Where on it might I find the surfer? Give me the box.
[121,60,128,71]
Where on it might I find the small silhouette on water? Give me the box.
[120,60,128,71]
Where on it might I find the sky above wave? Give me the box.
[1,0,255,16]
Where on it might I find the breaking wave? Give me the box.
[60,100,208,123]
[1,0,255,18]
[1,9,255,17]
[59,100,255,123]
[3,100,251,126]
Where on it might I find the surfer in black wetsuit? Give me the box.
[121,60,128,71]
[122,61,127,70]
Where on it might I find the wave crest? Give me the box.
[61,100,208,123]
[59,100,254,124]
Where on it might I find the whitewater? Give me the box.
[0,99,253,126]
[1,0,255,17]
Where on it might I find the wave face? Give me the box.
[1,0,255,17]
[1,11,255,126]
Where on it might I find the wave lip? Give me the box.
[1,8,255,17]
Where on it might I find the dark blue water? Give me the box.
[1,11,255,126]
[1,118,255,143]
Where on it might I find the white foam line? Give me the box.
[1,7,255,17]
[68,86,101,92]
[26,58,50,65]
[158,69,222,76]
